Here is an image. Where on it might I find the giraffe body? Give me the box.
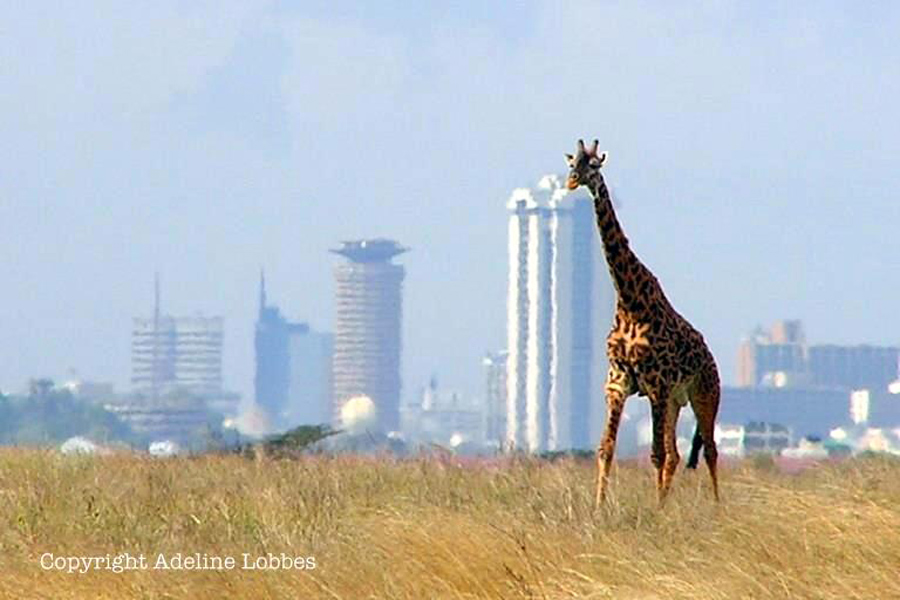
[565,140,720,505]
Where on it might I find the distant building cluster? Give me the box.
[720,320,900,457]
[112,189,900,458]
[104,276,240,443]
[251,238,408,442]
[20,173,900,459]
[737,319,899,391]
[401,377,483,450]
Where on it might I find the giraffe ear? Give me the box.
[564,153,574,166]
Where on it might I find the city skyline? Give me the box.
[2,182,897,401]
[2,3,899,405]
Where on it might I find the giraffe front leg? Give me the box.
[659,400,682,505]
[595,370,632,507]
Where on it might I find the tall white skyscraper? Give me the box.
[506,175,615,452]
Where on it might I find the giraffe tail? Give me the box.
[686,425,703,469]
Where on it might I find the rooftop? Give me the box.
[330,239,408,263]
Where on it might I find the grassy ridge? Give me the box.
[1,449,898,599]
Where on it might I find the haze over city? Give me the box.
[2,1,898,404]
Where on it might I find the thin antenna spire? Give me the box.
[259,268,267,316]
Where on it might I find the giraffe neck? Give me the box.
[587,173,648,312]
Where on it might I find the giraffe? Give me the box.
[564,139,721,506]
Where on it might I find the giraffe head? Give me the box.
[564,139,608,190]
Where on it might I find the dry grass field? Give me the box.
[1,449,899,599]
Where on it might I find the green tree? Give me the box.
[0,382,136,446]
[259,424,339,458]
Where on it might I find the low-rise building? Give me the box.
[403,378,484,447]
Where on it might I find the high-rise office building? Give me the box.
[287,327,333,426]
[737,320,899,392]
[736,322,808,388]
[809,345,899,391]
[254,272,333,428]
[170,316,224,393]
[505,175,615,452]
[131,276,223,396]
[331,239,407,432]
[124,276,232,441]
[482,350,508,445]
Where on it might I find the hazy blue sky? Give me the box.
[2,2,898,403]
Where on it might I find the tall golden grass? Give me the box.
[1,448,898,599]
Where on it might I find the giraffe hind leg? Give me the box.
[690,374,720,501]
[701,419,720,502]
